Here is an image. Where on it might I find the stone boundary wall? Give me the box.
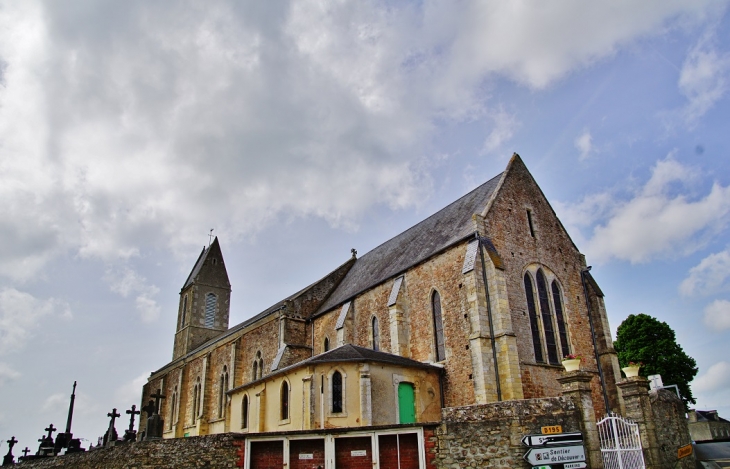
[16,433,243,469]
[650,389,695,469]
[435,396,583,468]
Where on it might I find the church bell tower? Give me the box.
[173,237,231,360]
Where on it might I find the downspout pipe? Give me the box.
[476,233,502,401]
[580,267,611,413]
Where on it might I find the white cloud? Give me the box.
[574,130,594,161]
[481,107,520,154]
[679,30,730,126]
[703,299,730,330]
[680,249,730,296]
[566,157,730,263]
[114,372,149,406]
[0,362,21,386]
[104,267,161,323]
[693,361,730,393]
[0,1,724,281]
[0,288,71,355]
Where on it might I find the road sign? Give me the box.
[524,445,586,465]
[541,425,562,434]
[522,432,583,447]
[677,444,693,459]
[564,463,587,469]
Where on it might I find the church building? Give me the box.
[141,154,623,467]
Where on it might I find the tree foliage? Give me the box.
[614,313,698,407]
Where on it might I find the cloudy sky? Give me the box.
[1,0,729,450]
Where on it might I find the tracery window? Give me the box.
[432,291,446,362]
[332,371,343,413]
[524,267,571,365]
[371,316,380,351]
[205,293,216,328]
[252,351,263,381]
[280,381,289,421]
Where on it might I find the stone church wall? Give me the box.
[483,157,619,416]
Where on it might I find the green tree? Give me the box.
[614,314,698,407]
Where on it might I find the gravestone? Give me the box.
[104,408,121,447]
[2,436,17,466]
[144,389,166,440]
[124,405,141,442]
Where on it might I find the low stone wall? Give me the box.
[16,433,243,469]
[435,397,583,468]
[650,389,695,468]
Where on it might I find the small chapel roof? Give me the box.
[228,344,441,394]
[315,171,503,315]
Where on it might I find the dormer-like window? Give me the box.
[205,293,216,328]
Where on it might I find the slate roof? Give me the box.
[695,410,730,423]
[315,172,503,315]
[228,344,441,393]
[182,238,218,290]
[306,344,441,369]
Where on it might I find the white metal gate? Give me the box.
[597,414,645,469]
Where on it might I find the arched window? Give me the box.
[332,371,343,413]
[552,280,570,359]
[524,273,544,363]
[280,381,289,421]
[192,377,201,423]
[252,361,258,381]
[536,270,559,365]
[205,293,216,328]
[181,295,187,329]
[241,395,249,429]
[432,291,446,362]
[170,386,178,428]
[371,316,380,351]
[323,337,330,352]
[219,366,228,418]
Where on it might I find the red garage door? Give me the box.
[249,440,283,469]
[378,433,419,469]
[335,436,372,469]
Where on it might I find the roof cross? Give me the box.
[22,447,30,457]
[208,229,214,247]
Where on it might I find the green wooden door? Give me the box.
[398,382,416,424]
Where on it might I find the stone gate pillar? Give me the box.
[616,377,660,468]
[557,371,603,469]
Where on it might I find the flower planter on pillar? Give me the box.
[562,358,581,372]
[622,365,641,378]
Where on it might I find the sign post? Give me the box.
[524,445,586,466]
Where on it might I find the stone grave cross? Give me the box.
[3,436,18,466]
[44,424,57,440]
[150,389,166,415]
[126,405,140,432]
[22,447,30,457]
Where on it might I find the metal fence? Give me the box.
[597,414,645,469]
